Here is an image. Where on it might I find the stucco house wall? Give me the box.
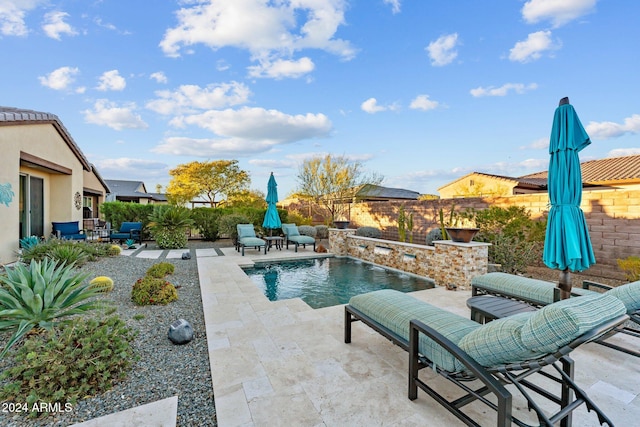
[0,122,86,264]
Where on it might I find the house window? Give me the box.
[83,196,93,219]
[469,179,475,187]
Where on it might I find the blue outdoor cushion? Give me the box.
[520,293,627,353]
[119,222,142,233]
[283,223,300,237]
[459,312,542,367]
[237,224,257,239]
[239,237,265,247]
[472,272,594,305]
[349,290,480,372]
[606,281,640,314]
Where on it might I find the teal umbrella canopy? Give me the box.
[543,98,595,296]
[262,172,282,231]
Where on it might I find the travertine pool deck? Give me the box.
[199,246,640,426]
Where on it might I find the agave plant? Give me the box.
[0,258,99,358]
[19,236,40,251]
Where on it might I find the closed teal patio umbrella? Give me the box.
[543,97,595,299]
[262,172,282,235]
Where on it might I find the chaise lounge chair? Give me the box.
[345,289,628,427]
[472,272,640,357]
[282,223,315,252]
[236,224,266,256]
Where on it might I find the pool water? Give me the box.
[243,257,435,309]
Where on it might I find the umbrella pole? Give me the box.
[558,269,571,300]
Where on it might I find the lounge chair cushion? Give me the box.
[349,290,480,372]
[240,237,266,247]
[237,224,258,239]
[282,223,300,236]
[606,280,640,313]
[520,293,627,353]
[472,272,594,305]
[459,312,542,367]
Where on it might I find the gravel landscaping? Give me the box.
[0,241,220,427]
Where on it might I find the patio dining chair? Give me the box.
[236,224,266,256]
[281,223,316,252]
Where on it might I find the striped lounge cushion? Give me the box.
[458,312,542,367]
[349,290,480,372]
[606,281,640,313]
[520,293,627,353]
[472,272,594,305]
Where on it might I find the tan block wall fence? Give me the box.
[290,188,640,281]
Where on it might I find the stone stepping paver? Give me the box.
[135,250,164,259]
[69,395,178,427]
[195,248,219,257]
[166,250,188,259]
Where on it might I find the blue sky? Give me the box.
[1,0,639,198]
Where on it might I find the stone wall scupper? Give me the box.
[329,229,490,289]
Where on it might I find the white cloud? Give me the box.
[586,114,640,139]
[0,0,46,36]
[146,81,251,115]
[409,95,439,111]
[96,70,126,91]
[509,30,560,63]
[247,57,315,79]
[361,98,398,114]
[522,0,597,28]
[384,0,401,14]
[42,11,77,40]
[159,0,355,78]
[38,66,79,90]
[470,83,538,97]
[607,148,640,157]
[83,99,148,130]
[96,157,167,172]
[154,107,332,157]
[520,137,549,150]
[150,71,168,84]
[426,33,459,66]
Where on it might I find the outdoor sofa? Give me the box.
[236,224,266,256]
[472,272,640,357]
[345,289,628,426]
[52,221,86,241]
[282,223,315,252]
[109,221,142,244]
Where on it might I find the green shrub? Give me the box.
[297,225,317,237]
[131,277,178,305]
[473,206,546,274]
[425,228,443,246]
[356,226,382,238]
[218,213,251,243]
[89,276,114,293]
[20,239,109,265]
[0,258,99,358]
[46,244,90,267]
[146,262,175,278]
[191,208,222,241]
[148,206,193,249]
[286,210,312,225]
[0,315,136,415]
[617,256,640,282]
[314,225,329,239]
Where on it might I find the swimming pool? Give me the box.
[243,257,435,309]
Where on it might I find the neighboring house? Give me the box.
[0,106,108,264]
[105,179,168,204]
[439,154,640,198]
[352,184,420,201]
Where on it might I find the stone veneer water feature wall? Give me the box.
[328,228,490,290]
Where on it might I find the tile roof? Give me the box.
[0,106,91,170]
[520,154,640,185]
[356,184,420,200]
[105,179,151,198]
